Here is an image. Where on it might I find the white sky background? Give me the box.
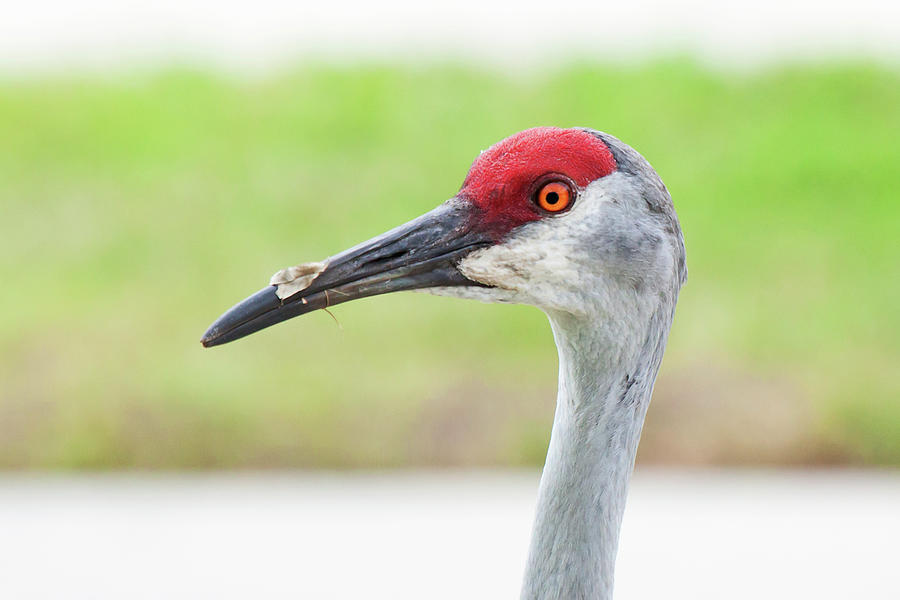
[2,0,899,74]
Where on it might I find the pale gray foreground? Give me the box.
[0,470,897,599]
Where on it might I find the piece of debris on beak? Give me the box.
[270,261,327,300]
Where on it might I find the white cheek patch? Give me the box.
[270,261,328,300]
[458,245,534,288]
[457,230,579,290]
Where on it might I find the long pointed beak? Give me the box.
[200,199,491,348]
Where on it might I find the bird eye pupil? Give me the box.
[545,192,559,204]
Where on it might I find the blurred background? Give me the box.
[1,1,898,598]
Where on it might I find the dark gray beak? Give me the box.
[201,199,491,348]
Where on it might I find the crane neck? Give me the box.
[521,305,672,600]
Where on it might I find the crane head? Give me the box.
[201,127,686,348]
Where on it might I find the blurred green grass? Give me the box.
[1,60,898,468]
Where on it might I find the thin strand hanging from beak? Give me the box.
[270,261,328,300]
[321,307,342,330]
[322,289,343,329]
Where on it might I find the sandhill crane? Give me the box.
[202,127,686,600]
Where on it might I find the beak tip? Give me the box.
[200,327,220,348]
[199,286,285,349]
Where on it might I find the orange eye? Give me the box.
[536,181,573,213]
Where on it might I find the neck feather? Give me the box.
[520,303,674,600]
